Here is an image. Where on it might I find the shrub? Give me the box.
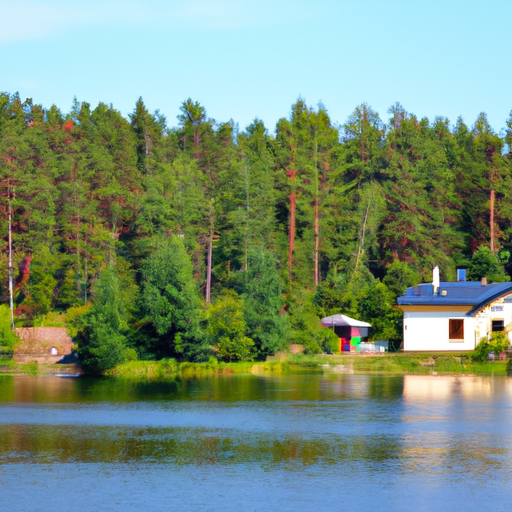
[124,347,138,361]
[0,305,18,350]
[75,269,128,374]
[65,303,92,338]
[208,290,255,362]
[33,311,67,327]
[472,332,509,362]
[215,335,254,362]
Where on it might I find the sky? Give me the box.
[1,0,511,134]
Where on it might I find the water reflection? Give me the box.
[402,374,512,400]
[1,374,512,511]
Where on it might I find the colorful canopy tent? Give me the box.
[321,314,372,352]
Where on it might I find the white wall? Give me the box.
[403,311,477,351]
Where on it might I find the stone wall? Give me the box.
[14,327,73,361]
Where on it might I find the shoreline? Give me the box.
[0,352,508,378]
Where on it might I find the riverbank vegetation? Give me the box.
[1,92,512,371]
[107,353,511,378]
[0,352,508,377]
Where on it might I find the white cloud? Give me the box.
[0,0,310,43]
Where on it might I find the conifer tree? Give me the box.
[75,268,128,374]
[139,236,206,360]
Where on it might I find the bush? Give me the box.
[215,335,254,362]
[75,269,128,374]
[65,303,92,338]
[472,332,509,362]
[0,305,18,350]
[207,290,255,362]
[33,311,67,327]
[323,328,341,353]
[76,317,127,374]
[124,347,138,361]
[105,359,179,380]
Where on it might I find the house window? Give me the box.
[449,319,464,340]
[492,320,504,332]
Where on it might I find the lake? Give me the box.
[1,373,511,511]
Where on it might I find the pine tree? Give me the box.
[139,236,206,360]
[75,268,128,374]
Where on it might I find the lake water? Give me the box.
[1,373,512,511]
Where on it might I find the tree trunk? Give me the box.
[490,189,495,253]
[206,200,214,303]
[313,124,319,287]
[355,201,371,271]
[8,196,14,331]
[288,192,296,281]
[194,125,199,161]
[314,197,319,286]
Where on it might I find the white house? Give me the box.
[397,270,512,351]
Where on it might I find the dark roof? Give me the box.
[397,281,512,316]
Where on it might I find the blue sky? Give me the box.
[1,0,511,134]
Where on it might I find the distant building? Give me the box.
[321,314,371,352]
[397,268,512,351]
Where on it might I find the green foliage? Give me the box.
[22,361,38,376]
[317,266,402,342]
[33,311,66,327]
[468,246,510,282]
[215,335,254,362]
[242,248,289,357]
[383,260,421,298]
[472,332,509,362]
[76,311,127,374]
[358,282,402,340]
[75,268,128,374]
[123,347,138,361]
[104,359,179,380]
[139,236,205,360]
[207,290,254,362]
[3,91,512,363]
[323,328,342,353]
[65,303,92,338]
[289,289,328,354]
[0,305,17,349]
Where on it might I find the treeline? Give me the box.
[0,92,511,368]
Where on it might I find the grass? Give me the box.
[3,351,508,379]
[180,359,288,378]
[101,353,512,379]
[103,358,290,380]
[104,359,179,380]
[288,352,509,375]
[21,361,39,376]
[0,360,19,372]
[32,311,67,327]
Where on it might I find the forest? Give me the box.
[0,92,511,371]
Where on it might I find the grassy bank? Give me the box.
[104,352,509,380]
[1,352,508,378]
[104,359,179,380]
[0,360,82,376]
[104,358,288,380]
[287,353,508,375]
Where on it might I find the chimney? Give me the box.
[432,266,440,295]
[481,277,487,286]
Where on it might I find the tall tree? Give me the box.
[139,236,205,360]
[242,247,289,357]
[75,267,128,374]
[238,119,278,256]
[129,97,165,174]
[178,99,207,161]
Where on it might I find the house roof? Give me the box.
[321,314,372,328]
[397,281,512,316]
